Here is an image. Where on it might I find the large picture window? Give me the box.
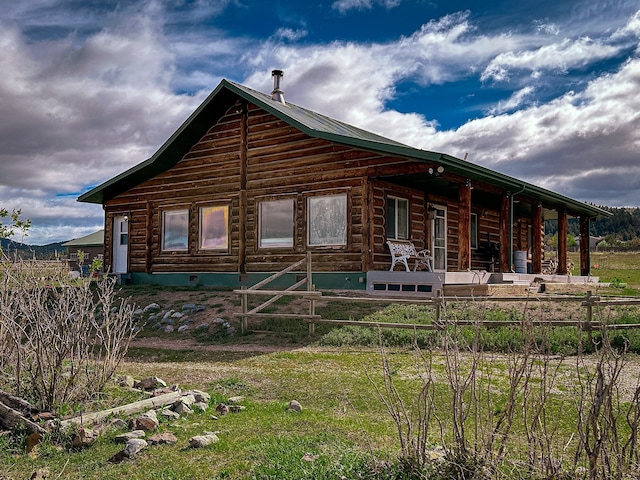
[199,205,229,251]
[259,199,294,248]
[162,209,189,251]
[308,194,347,246]
[387,196,409,240]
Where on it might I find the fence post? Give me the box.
[583,290,594,344]
[241,285,248,334]
[435,290,443,325]
[307,251,316,336]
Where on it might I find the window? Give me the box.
[387,196,409,240]
[308,194,347,246]
[259,199,294,248]
[162,209,189,251]
[471,213,478,249]
[199,205,229,251]
[119,220,128,246]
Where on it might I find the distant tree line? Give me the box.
[545,206,640,247]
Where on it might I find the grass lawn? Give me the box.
[3,252,640,479]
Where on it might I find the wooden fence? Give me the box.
[234,256,640,335]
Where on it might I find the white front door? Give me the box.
[431,205,447,271]
[113,215,129,274]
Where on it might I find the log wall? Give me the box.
[103,100,535,275]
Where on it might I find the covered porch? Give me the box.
[366,269,599,298]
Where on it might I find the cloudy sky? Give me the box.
[1,0,639,245]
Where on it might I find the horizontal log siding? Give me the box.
[370,180,427,271]
[105,111,243,273]
[105,101,492,275]
[244,106,374,272]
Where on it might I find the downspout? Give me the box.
[510,185,526,272]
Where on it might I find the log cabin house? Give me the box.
[79,71,608,294]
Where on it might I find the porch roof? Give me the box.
[78,79,609,219]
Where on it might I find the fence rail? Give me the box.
[234,255,640,335]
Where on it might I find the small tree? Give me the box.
[0,208,31,243]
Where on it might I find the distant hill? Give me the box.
[545,206,640,240]
[0,238,67,260]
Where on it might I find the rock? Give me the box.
[160,317,175,326]
[191,390,211,403]
[161,408,180,420]
[177,325,190,333]
[147,432,178,445]
[153,322,163,331]
[123,438,148,457]
[228,405,246,413]
[287,400,302,413]
[173,401,193,415]
[72,427,98,448]
[134,308,144,316]
[152,387,176,397]
[180,394,196,406]
[143,303,161,313]
[213,317,226,324]
[163,310,175,319]
[163,325,174,333]
[188,432,219,448]
[227,396,244,404]
[136,376,167,390]
[183,303,196,311]
[215,403,229,416]
[26,433,43,454]
[130,410,158,431]
[118,375,136,388]
[193,401,209,412]
[195,323,210,332]
[171,311,183,319]
[115,430,146,443]
[193,305,206,313]
[109,418,128,430]
[29,469,49,480]
[226,326,236,336]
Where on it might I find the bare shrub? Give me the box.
[370,296,640,479]
[0,255,139,412]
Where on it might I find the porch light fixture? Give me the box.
[428,165,445,177]
[428,204,437,220]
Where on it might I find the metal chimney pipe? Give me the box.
[271,69,285,105]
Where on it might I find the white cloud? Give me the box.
[425,56,640,206]
[481,36,621,82]
[273,27,308,42]
[487,86,536,115]
[331,0,401,14]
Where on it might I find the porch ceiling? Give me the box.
[381,171,594,221]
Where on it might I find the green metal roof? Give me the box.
[62,229,104,247]
[78,79,609,219]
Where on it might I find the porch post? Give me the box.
[531,203,543,274]
[557,209,568,274]
[579,215,590,276]
[458,181,472,270]
[499,193,511,272]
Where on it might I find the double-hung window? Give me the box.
[387,196,409,240]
